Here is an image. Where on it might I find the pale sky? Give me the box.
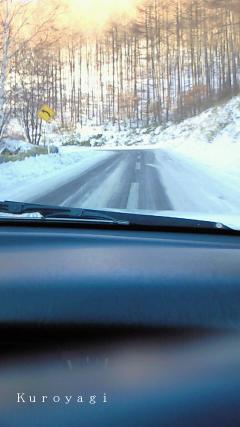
[32,0,143,35]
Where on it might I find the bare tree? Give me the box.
[0,0,60,139]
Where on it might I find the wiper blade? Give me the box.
[0,201,129,225]
[0,201,232,230]
[0,200,70,217]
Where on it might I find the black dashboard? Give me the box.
[0,224,240,328]
[0,223,240,426]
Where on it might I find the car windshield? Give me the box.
[0,0,239,229]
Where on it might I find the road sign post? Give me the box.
[37,105,56,153]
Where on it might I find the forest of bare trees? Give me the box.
[2,0,240,142]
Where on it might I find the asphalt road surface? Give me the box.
[33,150,172,211]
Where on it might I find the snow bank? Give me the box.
[0,148,114,202]
[153,96,240,180]
[0,138,33,154]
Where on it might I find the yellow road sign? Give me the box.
[37,104,56,122]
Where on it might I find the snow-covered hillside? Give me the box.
[150,96,240,213]
[153,96,240,178]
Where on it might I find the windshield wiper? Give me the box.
[0,201,130,225]
[0,200,232,230]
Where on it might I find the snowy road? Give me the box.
[32,150,172,211]
[29,147,240,214]
[1,145,239,215]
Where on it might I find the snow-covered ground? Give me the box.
[0,139,32,155]
[154,96,240,185]
[153,96,240,214]
[0,148,114,202]
[0,95,240,219]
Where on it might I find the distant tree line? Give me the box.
[1,0,240,143]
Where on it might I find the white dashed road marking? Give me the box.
[135,161,141,171]
[127,182,139,209]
